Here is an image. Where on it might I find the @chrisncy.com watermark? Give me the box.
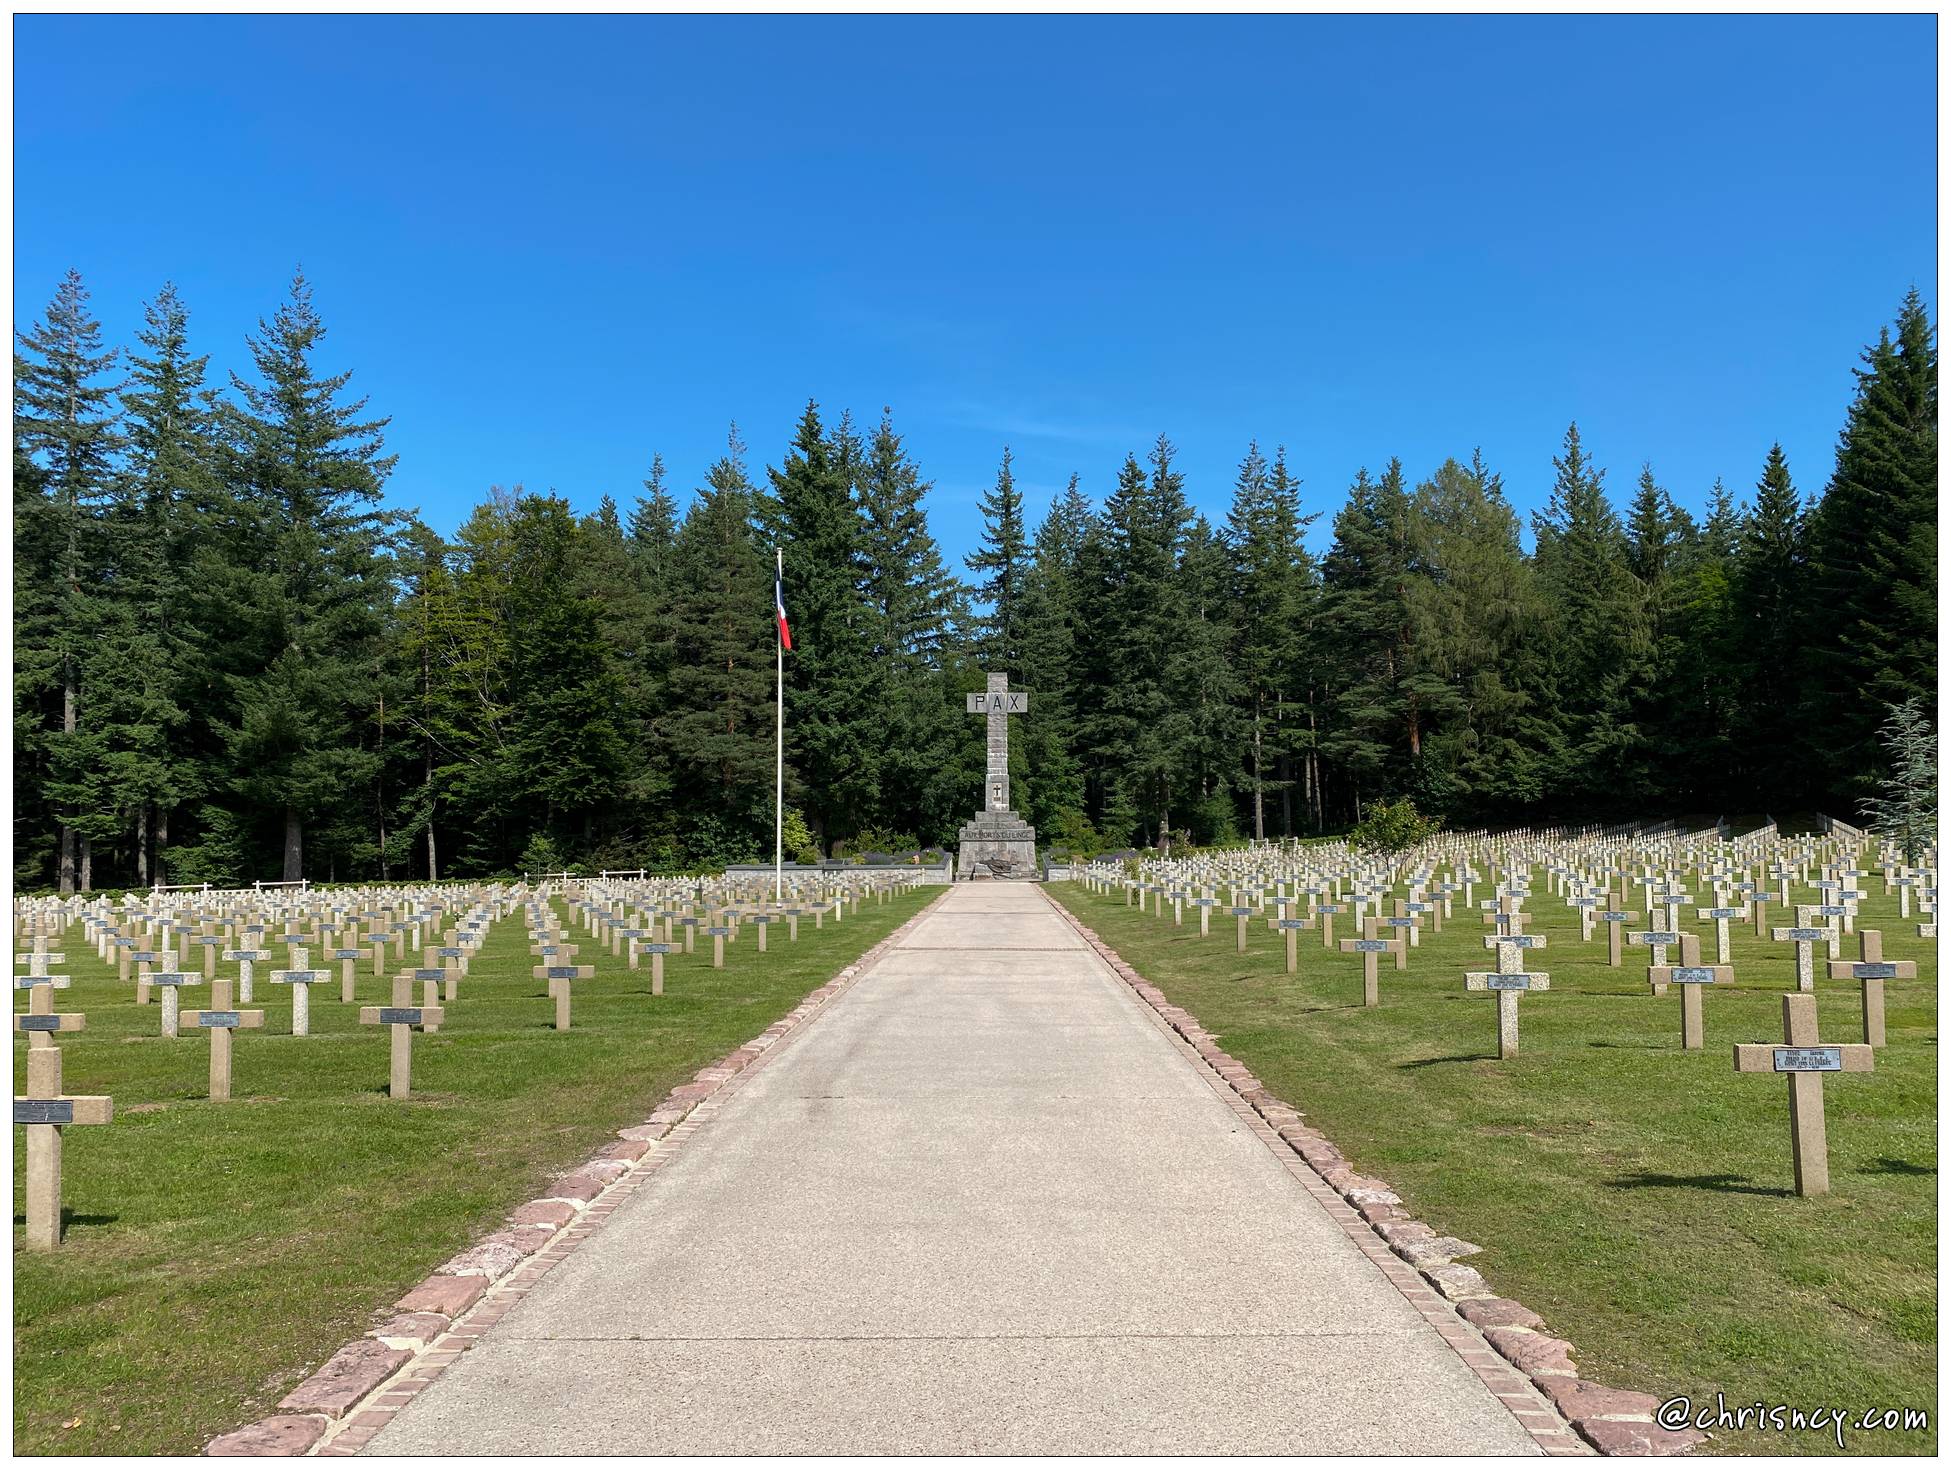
[1658,1394,1930,1450]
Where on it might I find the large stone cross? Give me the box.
[966,673,1029,813]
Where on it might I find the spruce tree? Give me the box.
[626,450,685,812]
[1729,444,1807,799]
[93,284,223,883]
[1319,462,1415,819]
[502,495,630,854]
[15,269,122,890]
[1091,437,1192,845]
[1016,475,1091,842]
[1623,464,1699,809]
[1804,292,1937,806]
[1167,514,1243,841]
[1530,424,1645,811]
[217,270,396,878]
[766,402,877,851]
[629,454,681,571]
[1403,453,1541,821]
[576,492,667,844]
[665,439,777,859]
[1269,447,1326,833]
[966,446,1029,674]
[1224,441,1280,836]
[859,409,962,666]
[854,409,969,843]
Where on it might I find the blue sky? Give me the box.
[15,14,1937,561]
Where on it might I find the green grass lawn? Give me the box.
[13,885,936,1455]
[1052,876,1937,1456]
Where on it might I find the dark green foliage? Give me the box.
[11,281,1934,882]
[855,410,972,847]
[664,433,777,852]
[1728,445,1807,796]
[1015,475,1091,842]
[15,270,122,890]
[1224,441,1317,838]
[1529,424,1648,810]
[766,403,880,853]
[966,445,1028,673]
[1404,454,1546,821]
[1802,290,1937,803]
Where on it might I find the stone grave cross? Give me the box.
[360,972,445,1099]
[1648,932,1731,1050]
[1465,933,1549,1059]
[1732,993,1872,1196]
[184,976,265,1101]
[13,975,111,1250]
[270,947,332,1036]
[1826,930,1914,1048]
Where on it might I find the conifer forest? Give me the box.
[12,271,1937,889]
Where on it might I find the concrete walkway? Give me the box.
[364,885,1542,1454]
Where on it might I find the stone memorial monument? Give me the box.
[957,673,1038,880]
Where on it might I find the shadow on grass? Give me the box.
[13,1211,119,1228]
[1606,1171,1793,1198]
[1865,1156,1935,1177]
[1399,1053,1488,1069]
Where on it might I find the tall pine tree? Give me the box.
[15,270,122,890]
[1803,292,1937,807]
[966,446,1029,674]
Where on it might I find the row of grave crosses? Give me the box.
[10,890,525,1246]
[457,876,916,1052]
[1084,825,1931,1197]
[14,871,927,1164]
[13,936,112,1251]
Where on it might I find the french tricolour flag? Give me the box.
[776,572,793,652]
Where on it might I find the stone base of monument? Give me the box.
[956,810,1040,881]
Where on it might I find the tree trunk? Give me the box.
[79,833,92,892]
[376,688,388,881]
[156,807,169,887]
[57,676,77,894]
[1307,699,1323,830]
[424,745,437,882]
[136,803,150,886]
[421,628,435,881]
[1251,711,1265,840]
[283,806,303,881]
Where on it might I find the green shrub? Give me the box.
[1349,797,1440,855]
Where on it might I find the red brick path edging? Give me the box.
[1041,887,1707,1459]
[204,887,953,1457]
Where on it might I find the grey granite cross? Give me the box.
[965,673,1029,813]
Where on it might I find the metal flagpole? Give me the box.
[775,546,784,904]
